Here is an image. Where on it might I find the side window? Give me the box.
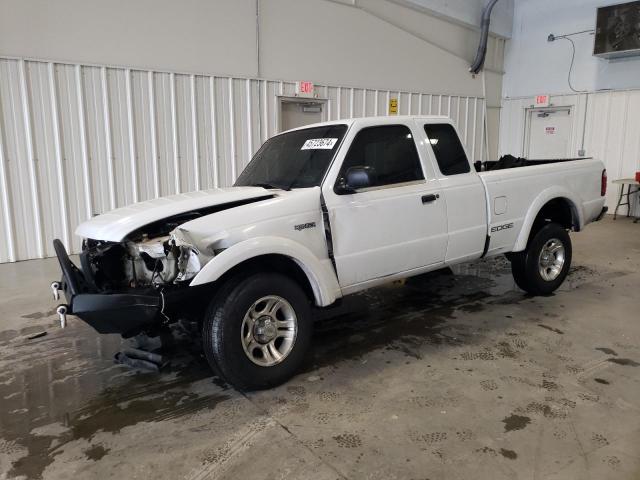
[423,123,471,176]
[338,125,424,190]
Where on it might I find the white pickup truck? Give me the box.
[52,115,607,389]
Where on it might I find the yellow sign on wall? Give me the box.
[389,98,398,115]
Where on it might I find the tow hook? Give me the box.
[56,305,68,328]
[51,281,61,301]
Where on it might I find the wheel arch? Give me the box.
[513,189,582,252]
[190,236,341,307]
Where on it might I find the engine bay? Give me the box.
[81,236,202,291]
[80,211,207,291]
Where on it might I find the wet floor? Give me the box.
[1,219,639,479]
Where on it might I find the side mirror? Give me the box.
[336,166,373,194]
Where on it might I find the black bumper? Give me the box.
[71,293,161,336]
[53,239,161,337]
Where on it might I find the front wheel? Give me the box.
[202,272,312,390]
[509,223,572,295]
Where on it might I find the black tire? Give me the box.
[202,272,312,390]
[510,222,572,296]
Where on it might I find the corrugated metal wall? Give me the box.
[499,90,640,211]
[0,56,487,263]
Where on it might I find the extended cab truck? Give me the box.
[51,116,608,390]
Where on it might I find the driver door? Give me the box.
[322,122,447,289]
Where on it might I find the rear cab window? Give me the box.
[423,123,471,176]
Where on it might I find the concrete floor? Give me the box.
[1,216,639,480]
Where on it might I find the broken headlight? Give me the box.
[125,229,205,287]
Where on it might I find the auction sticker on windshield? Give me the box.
[301,138,338,150]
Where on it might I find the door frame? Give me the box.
[277,96,328,132]
[321,117,447,291]
[523,106,573,158]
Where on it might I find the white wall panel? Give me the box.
[259,0,495,96]
[500,90,640,211]
[0,56,486,263]
[504,0,640,98]
[400,0,513,38]
[0,0,258,78]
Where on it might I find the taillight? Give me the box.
[601,169,607,197]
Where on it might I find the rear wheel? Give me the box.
[510,223,572,295]
[203,272,312,390]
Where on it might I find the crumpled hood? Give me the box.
[75,187,274,242]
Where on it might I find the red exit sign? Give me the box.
[296,81,314,96]
[535,95,550,107]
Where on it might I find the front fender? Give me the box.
[189,236,341,307]
[513,187,583,252]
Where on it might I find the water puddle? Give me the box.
[0,323,228,478]
[307,256,606,368]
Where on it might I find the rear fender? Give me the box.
[513,187,582,252]
[189,236,341,306]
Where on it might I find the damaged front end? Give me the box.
[52,216,211,338]
[88,230,204,291]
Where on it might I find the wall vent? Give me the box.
[594,1,640,59]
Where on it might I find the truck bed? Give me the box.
[477,156,605,257]
[477,154,592,172]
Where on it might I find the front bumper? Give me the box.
[70,293,161,336]
[52,239,161,337]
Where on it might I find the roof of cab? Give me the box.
[281,115,453,134]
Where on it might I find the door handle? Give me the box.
[421,193,439,204]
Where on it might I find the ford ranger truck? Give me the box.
[51,115,608,390]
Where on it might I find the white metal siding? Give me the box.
[499,90,640,211]
[0,56,486,263]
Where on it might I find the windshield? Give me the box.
[235,124,348,189]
